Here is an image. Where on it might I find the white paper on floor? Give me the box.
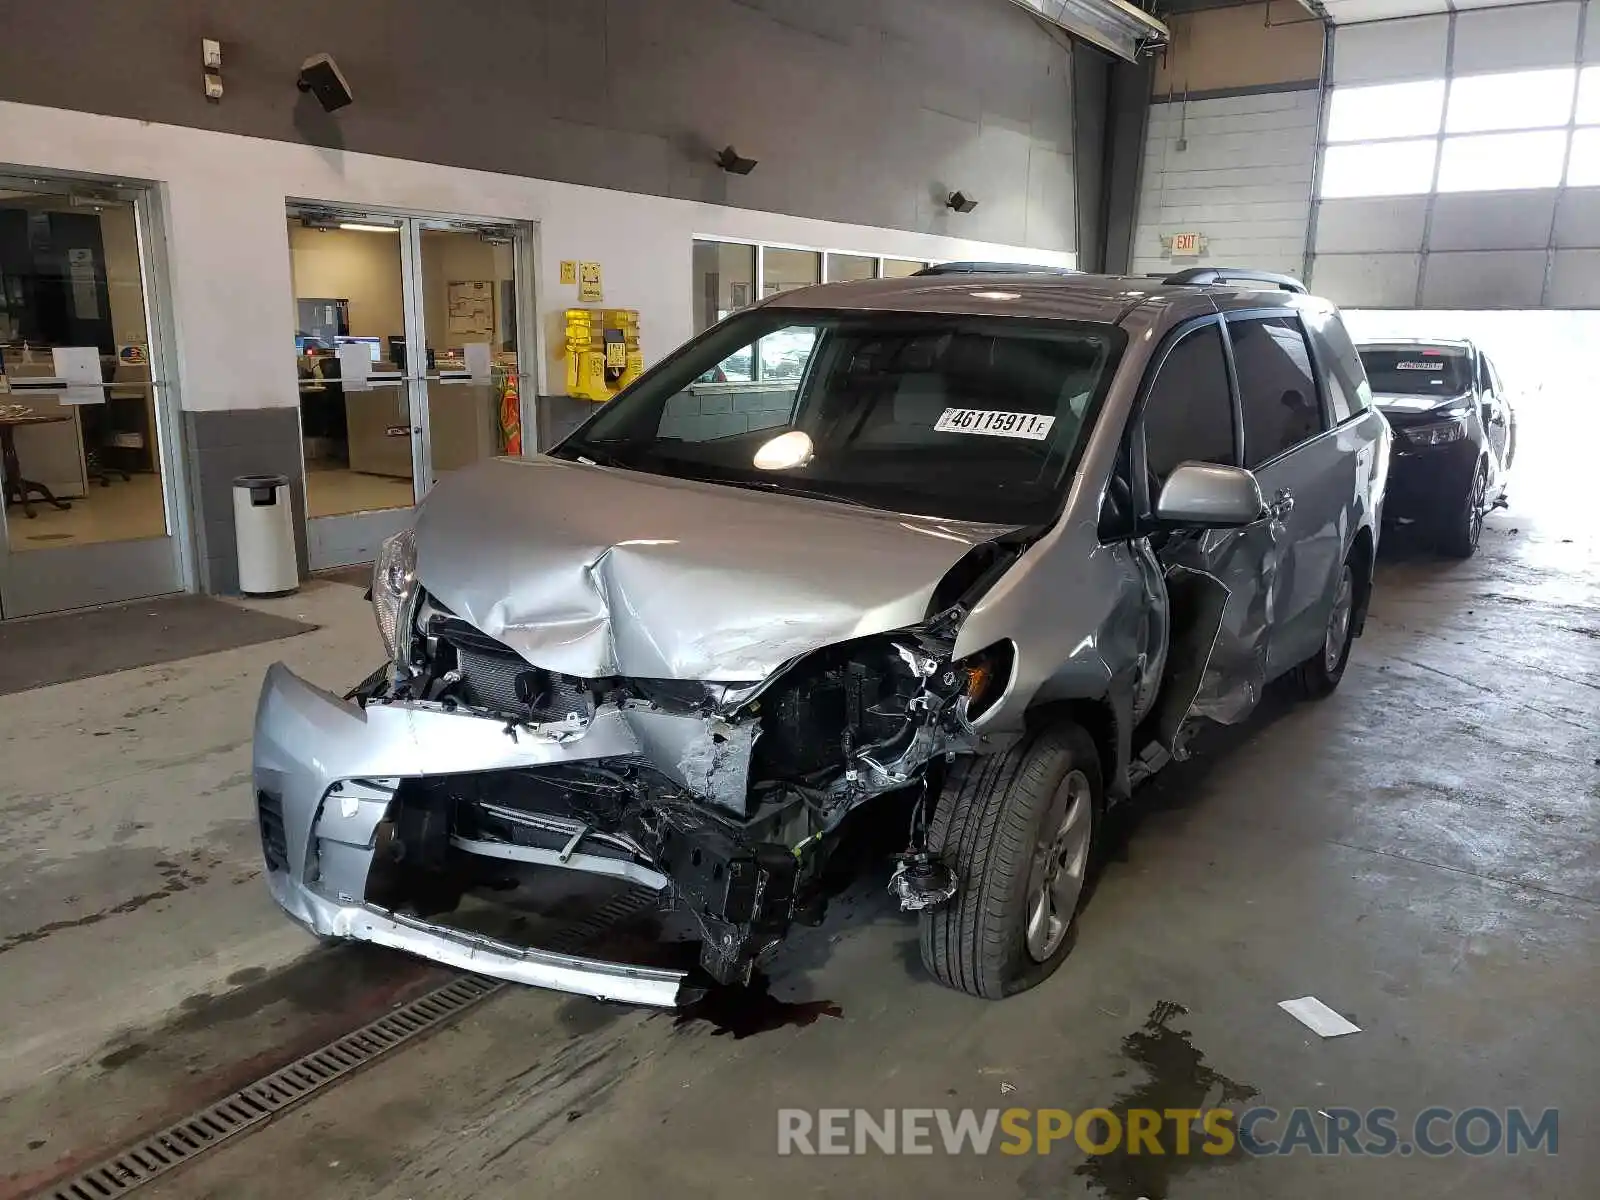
[1278,996,1361,1038]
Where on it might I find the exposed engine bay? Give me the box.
[350,591,1017,986]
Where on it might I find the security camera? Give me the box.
[715,146,759,175]
[947,191,979,214]
[297,53,353,112]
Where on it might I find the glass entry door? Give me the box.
[287,208,531,570]
[0,175,185,618]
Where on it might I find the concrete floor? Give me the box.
[2,499,1597,1197]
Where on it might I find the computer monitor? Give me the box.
[336,335,383,363]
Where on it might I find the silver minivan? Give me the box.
[253,267,1390,1005]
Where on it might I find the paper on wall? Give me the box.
[53,346,104,405]
[463,342,492,384]
[336,342,373,392]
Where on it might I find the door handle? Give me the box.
[1269,488,1295,520]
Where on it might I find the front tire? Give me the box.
[919,723,1101,999]
[1439,460,1487,559]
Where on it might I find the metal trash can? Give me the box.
[233,473,299,597]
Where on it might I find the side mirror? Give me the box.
[1155,462,1266,529]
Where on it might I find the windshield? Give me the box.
[1359,347,1473,397]
[553,308,1124,525]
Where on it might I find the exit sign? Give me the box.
[1170,232,1202,255]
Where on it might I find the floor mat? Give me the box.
[0,595,316,696]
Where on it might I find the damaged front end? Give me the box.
[254,583,1009,1000]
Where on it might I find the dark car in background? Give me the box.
[1357,340,1516,558]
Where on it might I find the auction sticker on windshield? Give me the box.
[935,408,1056,440]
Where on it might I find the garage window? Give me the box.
[1326,80,1446,142]
[1227,317,1326,468]
[1445,68,1575,134]
[1437,130,1569,192]
[1321,140,1439,198]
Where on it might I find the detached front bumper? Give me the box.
[251,662,693,1007]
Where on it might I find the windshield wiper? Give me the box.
[558,441,631,469]
[718,478,872,508]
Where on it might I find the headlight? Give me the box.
[372,527,418,665]
[1406,417,1467,446]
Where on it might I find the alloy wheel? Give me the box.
[1323,565,1355,674]
[1023,770,1093,962]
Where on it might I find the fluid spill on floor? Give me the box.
[673,972,842,1039]
[1072,1000,1258,1200]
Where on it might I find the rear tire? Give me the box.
[1439,460,1487,560]
[919,722,1101,999]
[1290,558,1357,700]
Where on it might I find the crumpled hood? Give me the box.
[412,455,1014,682]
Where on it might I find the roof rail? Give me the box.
[1163,267,1307,294]
[913,261,1077,277]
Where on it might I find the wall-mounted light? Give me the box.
[715,146,759,175]
[298,53,354,112]
[947,191,979,214]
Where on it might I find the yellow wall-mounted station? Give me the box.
[564,307,642,402]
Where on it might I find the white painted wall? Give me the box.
[0,100,1076,414]
[1131,90,1320,280]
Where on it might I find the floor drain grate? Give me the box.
[38,973,503,1199]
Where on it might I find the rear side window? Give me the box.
[1140,322,1236,482]
[1228,316,1326,468]
[1303,307,1372,422]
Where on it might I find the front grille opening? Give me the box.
[425,614,595,724]
[257,790,288,872]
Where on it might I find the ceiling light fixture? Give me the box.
[338,222,399,233]
[1003,0,1169,63]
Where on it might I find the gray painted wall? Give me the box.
[0,0,1086,252]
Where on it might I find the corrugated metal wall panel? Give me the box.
[1546,247,1600,301]
[1132,90,1320,278]
[1315,197,1431,252]
[1420,249,1550,305]
[1311,253,1424,305]
[1453,2,1581,70]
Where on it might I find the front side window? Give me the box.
[1228,316,1326,468]
[1140,323,1236,483]
[1358,347,1473,397]
[555,309,1124,525]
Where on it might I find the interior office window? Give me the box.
[1445,68,1576,134]
[825,253,877,283]
[1302,307,1372,423]
[692,239,755,336]
[1140,324,1236,483]
[881,258,928,278]
[1228,316,1325,468]
[1436,130,1568,191]
[1326,80,1445,142]
[1575,65,1600,125]
[1567,127,1600,186]
[762,247,821,297]
[1320,140,1438,198]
